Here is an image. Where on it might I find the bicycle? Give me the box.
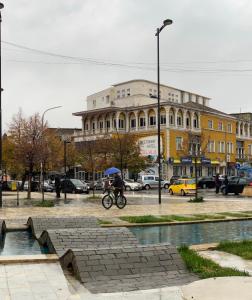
[102,188,127,209]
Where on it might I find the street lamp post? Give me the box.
[155,19,173,205]
[0,3,4,208]
[41,106,62,201]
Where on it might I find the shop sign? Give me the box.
[201,157,211,165]
[139,135,162,156]
[181,157,192,164]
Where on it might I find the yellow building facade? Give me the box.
[74,93,252,179]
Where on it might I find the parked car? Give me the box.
[61,179,89,194]
[95,179,105,190]
[169,178,196,196]
[169,175,189,185]
[124,179,142,191]
[137,175,170,190]
[220,177,247,195]
[81,180,94,190]
[43,181,55,192]
[23,181,40,192]
[197,177,215,189]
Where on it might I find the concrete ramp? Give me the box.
[27,217,99,238]
[39,227,139,256]
[61,244,198,293]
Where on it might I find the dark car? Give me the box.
[61,179,89,194]
[23,181,40,192]
[220,177,247,195]
[197,177,215,189]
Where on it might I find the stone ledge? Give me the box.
[0,254,59,264]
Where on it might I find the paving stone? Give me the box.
[27,216,99,237]
[61,244,198,293]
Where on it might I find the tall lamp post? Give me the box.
[41,106,62,201]
[0,3,4,208]
[155,19,173,205]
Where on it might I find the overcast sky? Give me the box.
[2,0,252,131]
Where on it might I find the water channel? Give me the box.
[130,220,252,246]
[0,231,48,256]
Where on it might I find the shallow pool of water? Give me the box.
[130,220,252,246]
[0,231,49,256]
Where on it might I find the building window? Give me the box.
[177,115,183,126]
[127,88,131,96]
[169,113,174,125]
[130,119,136,128]
[106,120,110,129]
[160,115,166,125]
[176,137,183,150]
[227,123,232,133]
[106,95,110,103]
[93,99,96,108]
[218,141,225,153]
[139,117,146,127]
[193,114,199,128]
[149,116,156,126]
[119,119,125,129]
[208,141,215,153]
[99,121,103,130]
[208,120,213,129]
[85,123,89,130]
[218,122,223,131]
[227,142,233,154]
[121,89,125,98]
[92,122,95,133]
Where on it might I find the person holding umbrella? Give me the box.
[102,167,127,209]
[111,172,125,199]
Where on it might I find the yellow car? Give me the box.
[169,178,196,196]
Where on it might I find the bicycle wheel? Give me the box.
[102,194,113,209]
[116,195,127,209]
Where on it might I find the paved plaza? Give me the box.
[1,191,252,220]
[0,192,252,299]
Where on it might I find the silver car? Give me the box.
[124,179,143,191]
[137,175,170,190]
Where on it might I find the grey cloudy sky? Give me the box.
[2,0,252,131]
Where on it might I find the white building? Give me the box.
[86,79,210,111]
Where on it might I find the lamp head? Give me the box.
[0,3,4,9]
[163,19,173,26]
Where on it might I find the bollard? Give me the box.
[17,182,19,206]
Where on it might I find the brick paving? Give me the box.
[40,227,139,256]
[61,244,197,293]
[27,216,99,237]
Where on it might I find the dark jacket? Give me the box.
[111,175,124,189]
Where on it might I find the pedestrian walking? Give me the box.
[215,174,221,194]
[55,175,61,198]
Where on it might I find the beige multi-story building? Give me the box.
[73,79,252,179]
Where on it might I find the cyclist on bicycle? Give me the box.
[111,172,125,199]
